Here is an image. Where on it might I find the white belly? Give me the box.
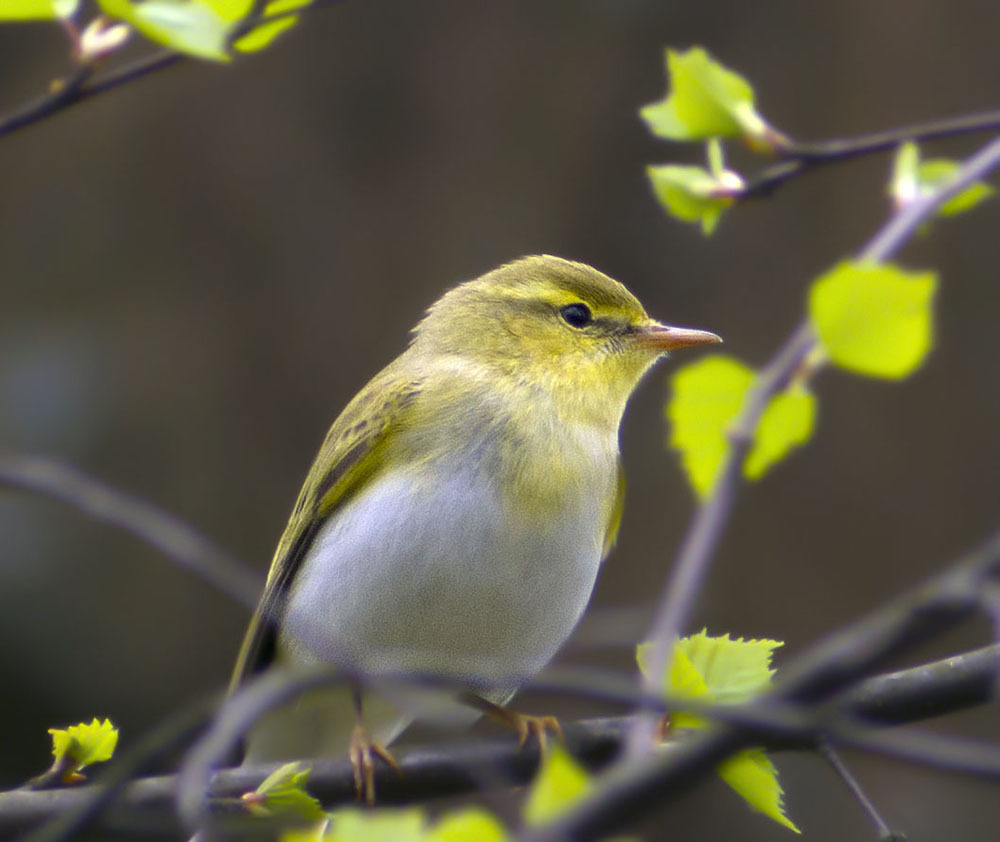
[282,458,606,684]
[245,453,610,762]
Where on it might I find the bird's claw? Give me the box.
[511,713,563,756]
[348,723,400,806]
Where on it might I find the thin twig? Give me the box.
[0,452,261,610]
[0,63,94,141]
[0,51,182,143]
[741,109,1000,198]
[819,741,902,842]
[0,0,352,144]
[628,132,1000,757]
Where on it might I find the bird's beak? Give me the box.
[633,321,723,352]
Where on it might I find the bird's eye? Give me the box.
[560,303,593,329]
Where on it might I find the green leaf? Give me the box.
[668,355,753,498]
[245,761,325,821]
[638,631,781,705]
[233,15,295,50]
[326,808,427,842]
[201,0,253,17]
[523,744,592,826]
[637,633,796,832]
[719,749,800,833]
[0,0,77,19]
[918,158,995,217]
[744,385,816,480]
[675,631,782,704]
[233,0,307,51]
[646,164,734,234]
[97,0,233,60]
[636,644,709,729]
[428,809,508,842]
[668,355,816,497]
[48,718,118,771]
[809,260,938,379]
[640,47,774,144]
[890,142,994,217]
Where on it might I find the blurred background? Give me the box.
[1,1,999,838]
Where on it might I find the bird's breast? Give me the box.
[279,432,617,690]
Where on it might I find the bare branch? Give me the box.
[741,109,1000,198]
[819,741,902,842]
[0,453,261,610]
[0,52,182,143]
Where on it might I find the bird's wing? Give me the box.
[229,369,422,693]
[601,456,625,559]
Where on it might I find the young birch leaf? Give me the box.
[97,0,233,60]
[0,0,76,19]
[325,808,427,842]
[809,260,937,379]
[636,633,797,832]
[668,355,753,499]
[669,356,816,497]
[719,749,800,833]
[640,47,776,146]
[244,761,325,821]
[48,718,118,775]
[677,631,781,703]
[428,809,508,842]
[637,642,708,729]
[233,0,308,51]
[917,158,995,217]
[523,744,592,826]
[744,386,816,480]
[890,143,994,217]
[646,164,734,234]
[201,0,253,16]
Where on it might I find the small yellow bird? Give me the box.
[230,255,720,800]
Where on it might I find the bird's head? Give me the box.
[412,255,721,427]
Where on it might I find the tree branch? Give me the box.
[741,109,1000,198]
[0,452,261,610]
[628,132,1000,756]
[3,640,998,838]
[0,51,183,143]
[530,531,1000,842]
[0,0,354,144]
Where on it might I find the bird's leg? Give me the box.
[461,692,563,755]
[656,713,673,742]
[348,687,400,806]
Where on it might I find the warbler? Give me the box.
[230,255,720,799]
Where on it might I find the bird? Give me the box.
[229,255,721,801]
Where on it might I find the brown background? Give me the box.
[1,1,999,839]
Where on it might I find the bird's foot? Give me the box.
[464,693,563,756]
[508,712,563,755]
[348,723,400,806]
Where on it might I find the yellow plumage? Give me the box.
[229,255,720,793]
